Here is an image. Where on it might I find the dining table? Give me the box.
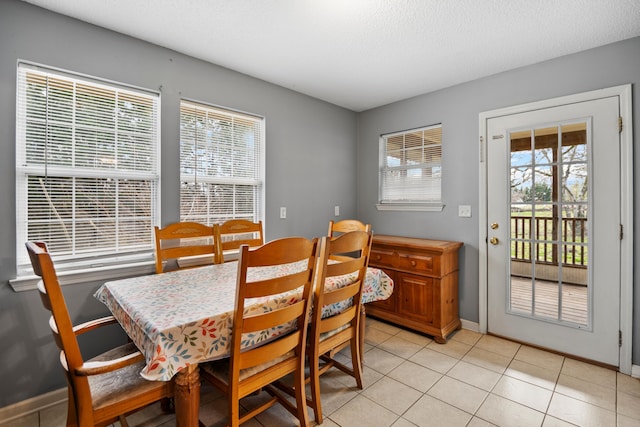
[94,259,393,427]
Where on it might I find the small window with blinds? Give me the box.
[15,63,160,276]
[179,100,264,225]
[378,124,443,211]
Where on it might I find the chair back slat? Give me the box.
[320,280,360,307]
[243,302,305,332]
[36,278,66,352]
[25,241,92,420]
[154,221,220,273]
[326,256,366,277]
[244,270,312,298]
[26,243,83,362]
[327,219,371,239]
[239,332,301,370]
[215,219,264,263]
[319,306,357,334]
[48,317,66,352]
[37,280,52,311]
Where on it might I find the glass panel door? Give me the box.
[509,122,589,327]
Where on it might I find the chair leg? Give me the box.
[308,355,323,424]
[229,391,240,427]
[350,336,364,389]
[294,365,310,427]
[66,387,78,427]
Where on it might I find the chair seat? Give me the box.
[201,350,295,383]
[87,342,171,412]
[89,360,162,411]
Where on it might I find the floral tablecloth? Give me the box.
[94,261,393,381]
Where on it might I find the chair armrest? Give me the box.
[73,316,119,336]
[76,349,145,376]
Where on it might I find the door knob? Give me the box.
[490,237,499,245]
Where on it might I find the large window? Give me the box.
[378,124,443,211]
[16,63,160,276]
[180,101,264,225]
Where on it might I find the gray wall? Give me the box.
[356,37,640,364]
[1,0,638,410]
[0,1,356,406]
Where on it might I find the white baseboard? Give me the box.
[460,318,640,379]
[0,388,66,424]
[460,318,480,333]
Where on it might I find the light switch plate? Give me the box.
[334,205,340,216]
[280,207,286,219]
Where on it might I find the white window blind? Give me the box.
[379,124,443,208]
[180,101,264,225]
[16,63,160,275]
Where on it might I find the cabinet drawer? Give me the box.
[370,249,435,275]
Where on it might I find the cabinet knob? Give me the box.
[410,260,416,267]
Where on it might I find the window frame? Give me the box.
[377,123,444,212]
[14,62,161,286]
[179,99,265,229]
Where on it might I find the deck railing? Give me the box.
[511,216,587,267]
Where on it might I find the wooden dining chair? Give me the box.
[154,221,220,273]
[214,219,264,263]
[307,230,373,424]
[327,219,371,238]
[200,236,319,427]
[25,241,174,427]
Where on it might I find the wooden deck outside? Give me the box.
[510,276,588,325]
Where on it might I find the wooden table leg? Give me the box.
[174,364,201,427]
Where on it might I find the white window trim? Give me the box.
[376,203,444,212]
[9,261,156,292]
[14,61,161,284]
[179,99,266,225]
[378,123,443,211]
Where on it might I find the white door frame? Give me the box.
[478,85,633,374]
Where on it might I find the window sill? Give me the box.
[10,251,242,292]
[376,203,445,212]
[9,261,156,292]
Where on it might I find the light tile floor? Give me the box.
[3,318,640,427]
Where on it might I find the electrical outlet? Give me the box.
[334,205,340,216]
[458,205,472,218]
[280,206,286,219]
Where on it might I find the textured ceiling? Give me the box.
[22,0,640,111]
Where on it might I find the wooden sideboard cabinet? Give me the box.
[366,235,463,343]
